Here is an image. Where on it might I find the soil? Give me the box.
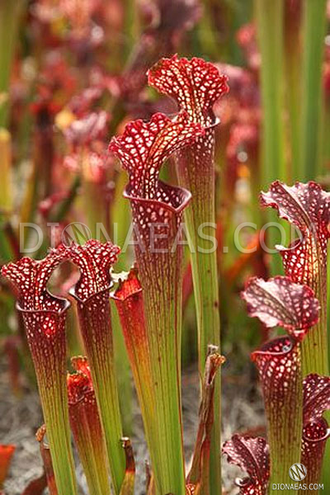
[0,360,265,495]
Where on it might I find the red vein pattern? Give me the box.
[1,247,67,311]
[301,419,329,489]
[303,374,330,422]
[242,276,320,341]
[67,357,111,495]
[109,111,203,199]
[71,355,92,381]
[1,252,76,495]
[222,373,330,494]
[260,181,330,291]
[148,55,229,125]
[61,240,124,494]
[111,267,155,474]
[147,54,229,495]
[111,268,152,415]
[68,356,93,402]
[222,435,270,495]
[109,106,202,495]
[260,181,330,375]
[252,337,303,484]
[301,374,330,486]
[252,337,301,412]
[243,272,324,487]
[62,239,120,301]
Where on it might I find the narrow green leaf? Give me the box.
[0,0,23,127]
[301,0,327,179]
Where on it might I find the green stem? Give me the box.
[301,0,327,179]
[111,170,134,434]
[127,191,186,495]
[20,306,77,495]
[0,128,12,213]
[176,150,221,493]
[301,312,328,377]
[74,291,125,494]
[0,0,22,127]
[255,0,286,275]
[80,151,109,239]
[301,248,328,377]
[0,129,15,262]
[111,301,133,435]
[112,269,157,481]
[144,268,185,495]
[111,170,132,268]
[302,248,330,488]
[256,0,286,184]
[185,186,220,374]
[284,0,302,180]
[41,384,77,495]
[68,374,111,495]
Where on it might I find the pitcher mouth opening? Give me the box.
[303,419,330,444]
[111,274,142,301]
[252,335,295,359]
[69,282,113,305]
[16,294,71,315]
[123,180,192,215]
[166,111,220,130]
